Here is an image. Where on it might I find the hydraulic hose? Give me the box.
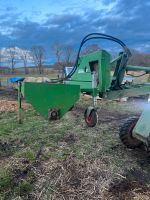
[66,33,131,79]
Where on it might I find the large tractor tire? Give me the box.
[119,117,143,149]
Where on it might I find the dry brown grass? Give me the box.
[0,100,30,112]
[33,155,116,199]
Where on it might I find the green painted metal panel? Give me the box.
[133,105,150,144]
[126,65,150,72]
[98,50,111,92]
[66,50,111,93]
[23,82,80,119]
[106,83,150,100]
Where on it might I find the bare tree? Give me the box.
[6,47,18,74]
[19,48,31,74]
[52,42,75,68]
[52,43,75,79]
[51,42,63,69]
[31,46,45,74]
[62,45,75,67]
[81,44,101,55]
[128,49,150,67]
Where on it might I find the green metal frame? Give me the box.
[126,65,150,72]
[65,50,111,94]
[106,83,150,100]
[66,50,150,98]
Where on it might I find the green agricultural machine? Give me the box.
[18,33,150,151]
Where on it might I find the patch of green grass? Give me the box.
[0,169,13,193]
[14,181,33,195]
[0,158,36,199]
[0,106,77,198]
[0,108,73,153]
[15,148,36,161]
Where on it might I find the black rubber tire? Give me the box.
[119,117,143,149]
[84,108,98,127]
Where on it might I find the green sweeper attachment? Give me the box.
[18,33,150,151]
[18,82,80,122]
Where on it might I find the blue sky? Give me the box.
[0,0,150,56]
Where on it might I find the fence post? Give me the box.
[18,81,22,124]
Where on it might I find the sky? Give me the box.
[0,0,150,60]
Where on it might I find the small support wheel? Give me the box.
[119,117,143,149]
[48,109,59,120]
[84,107,98,127]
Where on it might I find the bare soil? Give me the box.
[73,105,139,124]
[106,168,150,200]
[0,87,30,112]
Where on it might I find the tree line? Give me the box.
[0,44,150,75]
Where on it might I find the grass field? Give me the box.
[0,86,150,200]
